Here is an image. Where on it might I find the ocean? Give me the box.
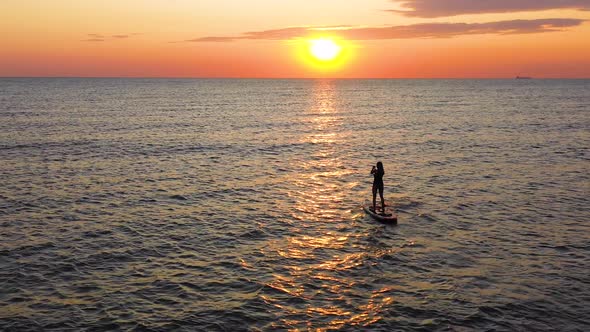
[1,78,589,331]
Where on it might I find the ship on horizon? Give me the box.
[516,76,532,79]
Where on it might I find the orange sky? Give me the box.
[1,0,589,78]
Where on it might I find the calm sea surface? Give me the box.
[0,78,589,331]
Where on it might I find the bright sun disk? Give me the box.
[309,38,342,61]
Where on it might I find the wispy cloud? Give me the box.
[189,18,586,42]
[82,33,105,42]
[187,26,349,43]
[388,0,590,18]
[81,33,139,42]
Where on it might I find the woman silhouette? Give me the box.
[371,162,385,213]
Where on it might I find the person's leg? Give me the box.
[379,185,385,212]
[372,185,377,211]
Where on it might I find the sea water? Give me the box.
[1,78,589,331]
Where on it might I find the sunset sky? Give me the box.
[2,0,590,78]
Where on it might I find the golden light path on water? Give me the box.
[258,80,397,330]
[291,80,351,222]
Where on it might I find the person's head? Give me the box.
[376,161,384,171]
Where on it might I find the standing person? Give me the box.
[371,162,385,213]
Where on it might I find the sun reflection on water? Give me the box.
[288,80,355,223]
[259,80,394,330]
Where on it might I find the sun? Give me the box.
[309,38,342,61]
[297,37,352,72]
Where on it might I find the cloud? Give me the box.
[82,33,136,42]
[389,0,590,18]
[190,36,237,42]
[82,33,105,41]
[190,18,586,42]
[188,26,348,42]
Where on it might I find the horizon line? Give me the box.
[2,76,589,80]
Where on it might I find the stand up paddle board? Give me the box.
[363,205,398,224]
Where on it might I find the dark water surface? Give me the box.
[1,78,589,331]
